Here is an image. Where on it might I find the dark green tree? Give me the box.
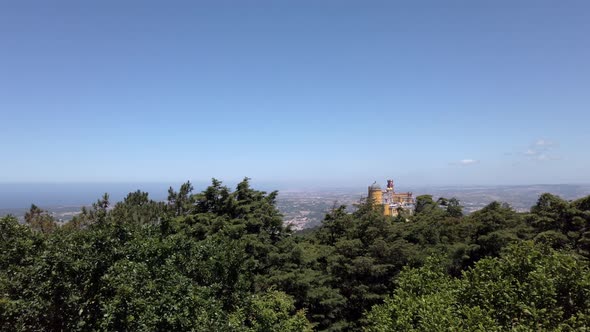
[24,204,57,234]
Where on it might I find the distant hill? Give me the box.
[414,184,590,213]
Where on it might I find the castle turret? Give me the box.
[387,179,394,192]
[368,182,383,206]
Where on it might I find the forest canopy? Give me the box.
[1,178,590,331]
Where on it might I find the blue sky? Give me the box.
[1,0,589,188]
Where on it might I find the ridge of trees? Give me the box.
[1,179,590,331]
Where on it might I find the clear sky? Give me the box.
[1,0,589,188]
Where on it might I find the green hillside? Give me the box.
[2,179,590,331]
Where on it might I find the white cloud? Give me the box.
[535,154,561,161]
[523,139,560,161]
[534,139,557,147]
[450,159,480,166]
[460,159,478,165]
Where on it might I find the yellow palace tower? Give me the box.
[368,180,415,216]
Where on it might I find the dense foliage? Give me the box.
[1,180,590,331]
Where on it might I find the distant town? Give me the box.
[279,183,590,230]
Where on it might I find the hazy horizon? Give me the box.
[2,180,590,210]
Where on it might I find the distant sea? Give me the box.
[0,181,291,209]
[0,183,182,209]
